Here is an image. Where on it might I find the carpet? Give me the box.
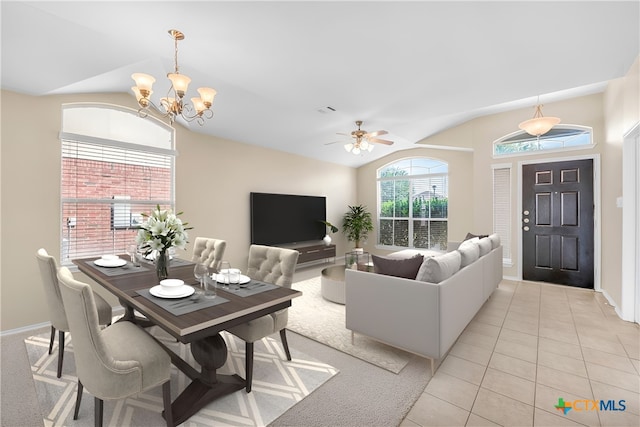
[25,327,337,426]
[288,276,413,374]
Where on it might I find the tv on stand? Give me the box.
[249,192,336,263]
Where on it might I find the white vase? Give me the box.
[354,247,364,253]
[323,234,332,245]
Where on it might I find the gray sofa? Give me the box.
[345,234,503,374]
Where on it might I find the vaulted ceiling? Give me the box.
[2,1,638,167]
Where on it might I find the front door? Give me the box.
[522,159,594,288]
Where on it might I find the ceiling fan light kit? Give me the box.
[333,120,393,155]
[518,102,561,136]
[132,29,217,126]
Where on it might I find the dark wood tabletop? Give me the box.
[74,256,302,343]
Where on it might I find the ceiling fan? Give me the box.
[326,120,394,154]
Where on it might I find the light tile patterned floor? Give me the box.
[400,280,640,427]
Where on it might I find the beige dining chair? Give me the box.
[57,267,174,427]
[36,248,113,378]
[191,237,227,272]
[226,244,299,392]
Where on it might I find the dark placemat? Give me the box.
[219,280,279,297]
[136,288,229,316]
[84,260,151,276]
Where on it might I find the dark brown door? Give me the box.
[522,159,594,288]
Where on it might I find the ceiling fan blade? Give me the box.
[366,130,388,138]
[368,138,394,146]
[336,132,352,137]
[324,140,349,145]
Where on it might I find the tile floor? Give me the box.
[400,280,640,427]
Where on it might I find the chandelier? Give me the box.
[132,29,217,126]
[518,100,560,136]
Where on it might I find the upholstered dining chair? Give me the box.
[57,267,174,427]
[36,248,113,378]
[226,244,299,392]
[191,237,227,272]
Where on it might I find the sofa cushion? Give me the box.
[477,237,492,257]
[415,250,461,283]
[488,233,501,249]
[457,239,480,267]
[372,254,424,279]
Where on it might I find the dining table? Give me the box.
[74,255,302,425]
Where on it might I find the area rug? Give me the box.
[288,276,413,374]
[25,327,337,426]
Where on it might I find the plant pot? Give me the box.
[353,247,364,253]
[323,234,332,245]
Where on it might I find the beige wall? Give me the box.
[0,90,355,331]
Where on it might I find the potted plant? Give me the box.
[342,204,374,252]
[319,220,339,245]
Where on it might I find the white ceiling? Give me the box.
[2,1,638,167]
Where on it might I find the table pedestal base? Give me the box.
[165,333,246,425]
[168,375,245,425]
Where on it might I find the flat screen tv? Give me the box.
[250,192,326,245]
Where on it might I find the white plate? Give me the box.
[216,274,250,285]
[149,285,195,299]
[94,258,127,268]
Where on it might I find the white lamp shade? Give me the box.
[344,143,354,152]
[197,87,217,105]
[352,146,361,155]
[167,73,191,95]
[367,144,374,152]
[360,140,369,150]
[131,73,156,92]
[519,116,561,136]
[191,97,206,114]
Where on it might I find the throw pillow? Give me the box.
[465,232,489,241]
[415,250,461,283]
[457,239,480,267]
[477,237,492,257]
[372,254,424,279]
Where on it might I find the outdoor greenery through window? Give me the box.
[60,104,175,266]
[377,158,448,250]
[493,125,593,157]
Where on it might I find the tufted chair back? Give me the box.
[246,244,299,288]
[191,237,227,271]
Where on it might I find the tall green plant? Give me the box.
[342,204,374,248]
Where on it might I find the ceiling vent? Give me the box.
[317,106,336,114]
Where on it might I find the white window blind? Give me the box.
[492,166,512,263]
[60,105,175,265]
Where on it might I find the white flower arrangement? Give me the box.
[136,205,191,255]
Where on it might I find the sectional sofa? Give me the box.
[345,235,503,373]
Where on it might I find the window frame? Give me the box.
[492,163,513,266]
[493,124,594,159]
[60,103,176,268]
[376,157,449,251]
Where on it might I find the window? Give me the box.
[492,165,512,265]
[493,125,593,157]
[377,158,448,250]
[60,104,175,265]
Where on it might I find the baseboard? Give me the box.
[0,306,125,337]
[503,275,519,281]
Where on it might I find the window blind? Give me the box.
[61,138,174,264]
[492,166,511,263]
